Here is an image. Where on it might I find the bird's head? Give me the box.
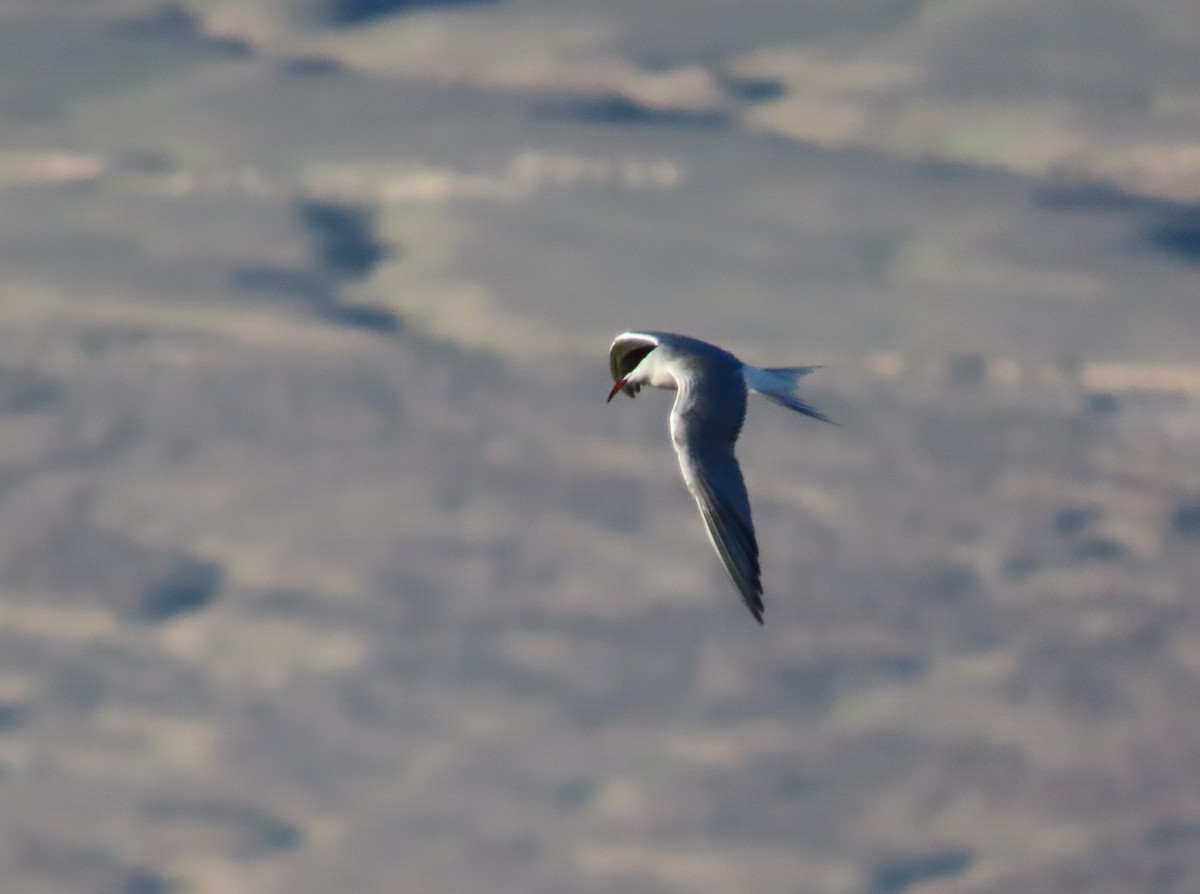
[607,333,659,402]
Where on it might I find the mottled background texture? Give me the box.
[1,1,1199,892]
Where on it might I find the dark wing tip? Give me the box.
[692,484,765,624]
[744,589,765,624]
[736,576,765,624]
[744,577,766,625]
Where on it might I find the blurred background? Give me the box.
[1,1,1199,892]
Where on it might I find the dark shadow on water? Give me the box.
[0,701,27,732]
[0,367,63,415]
[135,557,223,623]
[109,3,202,40]
[138,797,303,860]
[280,54,348,77]
[1147,207,1200,263]
[530,94,729,129]
[229,266,333,305]
[1069,536,1128,563]
[1170,499,1200,538]
[314,0,504,28]
[870,849,974,893]
[319,303,403,333]
[297,199,391,278]
[1034,179,1145,212]
[717,73,787,103]
[1086,392,1120,416]
[108,869,172,894]
[1035,180,1200,264]
[108,2,254,57]
[1148,819,1200,847]
[229,266,402,333]
[230,200,402,332]
[297,199,391,280]
[1052,505,1102,538]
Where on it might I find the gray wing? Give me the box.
[669,372,764,623]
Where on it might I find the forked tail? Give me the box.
[743,364,835,424]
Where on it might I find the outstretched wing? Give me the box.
[669,370,764,623]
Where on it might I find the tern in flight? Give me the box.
[607,331,833,624]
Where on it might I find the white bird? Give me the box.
[607,331,833,624]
